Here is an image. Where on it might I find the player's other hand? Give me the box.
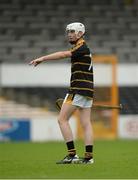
[29,58,43,67]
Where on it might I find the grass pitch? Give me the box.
[0,139,138,179]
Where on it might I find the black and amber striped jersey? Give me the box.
[68,38,94,99]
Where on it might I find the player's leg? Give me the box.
[57,100,79,164]
[69,94,94,164]
[79,107,94,164]
[58,102,76,142]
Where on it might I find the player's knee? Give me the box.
[58,116,67,126]
[81,121,91,130]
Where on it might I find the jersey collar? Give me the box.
[75,38,85,46]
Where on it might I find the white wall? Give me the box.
[118,115,138,139]
[30,114,77,141]
[1,63,71,87]
[1,63,138,87]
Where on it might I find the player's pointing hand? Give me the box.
[29,58,43,67]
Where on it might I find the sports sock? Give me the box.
[85,145,93,159]
[66,141,76,156]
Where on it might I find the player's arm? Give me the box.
[29,51,72,66]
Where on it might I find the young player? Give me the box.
[29,22,94,164]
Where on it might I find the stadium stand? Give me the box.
[0,0,138,63]
[1,87,138,114]
[0,96,50,118]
